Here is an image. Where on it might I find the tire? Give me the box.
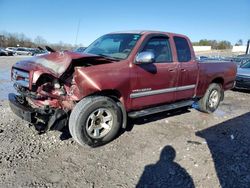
[198,83,223,113]
[69,96,122,147]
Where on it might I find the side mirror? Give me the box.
[135,52,155,64]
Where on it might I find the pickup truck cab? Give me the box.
[9,31,237,147]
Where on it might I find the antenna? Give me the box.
[75,19,81,46]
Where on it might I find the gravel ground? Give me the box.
[0,56,250,188]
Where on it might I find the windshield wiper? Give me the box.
[97,54,122,61]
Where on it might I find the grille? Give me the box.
[12,68,30,87]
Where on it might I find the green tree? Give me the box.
[235,39,243,46]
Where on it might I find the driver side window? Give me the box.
[142,37,172,63]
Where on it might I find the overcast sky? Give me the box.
[0,0,249,46]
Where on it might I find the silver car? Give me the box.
[235,60,250,89]
[14,47,32,56]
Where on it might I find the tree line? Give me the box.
[192,39,233,49]
[192,39,246,50]
[0,31,83,50]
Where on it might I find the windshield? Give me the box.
[84,34,141,60]
[241,60,250,68]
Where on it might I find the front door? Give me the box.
[131,36,178,110]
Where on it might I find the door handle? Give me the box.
[168,69,175,72]
[181,69,187,72]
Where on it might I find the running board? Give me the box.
[128,100,194,118]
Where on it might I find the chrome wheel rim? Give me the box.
[86,108,113,139]
[208,90,219,108]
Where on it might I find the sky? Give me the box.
[0,0,249,46]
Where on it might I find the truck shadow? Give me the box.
[136,145,195,188]
[196,112,250,188]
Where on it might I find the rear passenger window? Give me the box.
[142,37,172,63]
[174,36,191,62]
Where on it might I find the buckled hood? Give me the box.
[13,51,104,78]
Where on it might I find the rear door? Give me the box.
[173,36,198,101]
[131,35,179,109]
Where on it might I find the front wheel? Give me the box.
[69,96,122,147]
[198,83,223,113]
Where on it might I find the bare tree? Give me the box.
[0,31,78,50]
[34,36,47,46]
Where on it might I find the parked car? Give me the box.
[231,57,250,67]
[0,48,14,56]
[9,31,237,147]
[233,39,250,66]
[197,56,208,61]
[74,47,86,53]
[198,56,230,63]
[5,47,16,56]
[235,59,250,89]
[14,47,32,56]
[29,47,49,56]
[26,48,37,54]
[0,48,9,56]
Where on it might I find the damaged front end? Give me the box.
[9,74,74,133]
[8,52,86,133]
[9,51,115,133]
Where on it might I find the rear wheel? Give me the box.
[198,83,223,113]
[69,96,122,147]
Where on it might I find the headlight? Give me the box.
[12,68,30,87]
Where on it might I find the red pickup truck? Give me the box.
[9,31,237,147]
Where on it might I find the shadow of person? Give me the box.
[196,112,250,188]
[136,145,195,188]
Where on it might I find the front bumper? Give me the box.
[8,93,68,132]
[9,93,35,123]
[235,76,250,89]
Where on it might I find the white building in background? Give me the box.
[193,46,211,52]
[232,46,247,53]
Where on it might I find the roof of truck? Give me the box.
[109,30,188,38]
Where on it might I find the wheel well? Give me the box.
[211,77,224,101]
[212,77,224,86]
[88,89,127,129]
[90,89,122,101]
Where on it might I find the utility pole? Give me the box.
[246,40,250,55]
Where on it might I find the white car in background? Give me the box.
[5,47,17,53]
[14,47,32,56]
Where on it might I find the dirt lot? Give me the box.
[0,56,250,188]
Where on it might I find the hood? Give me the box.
[237,68,250,77]
[13,51,110,78]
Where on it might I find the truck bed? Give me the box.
[196,61,237,97]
